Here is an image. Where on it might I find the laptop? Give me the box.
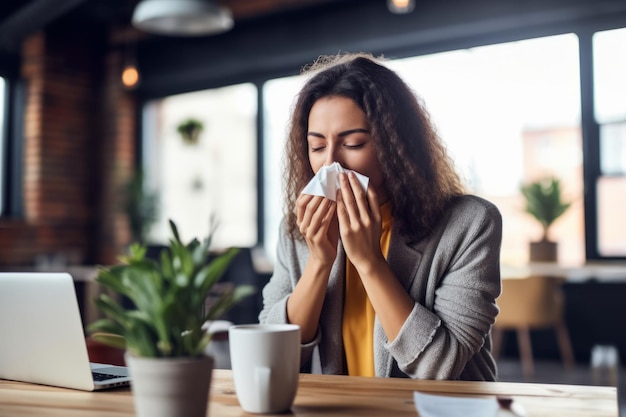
[0,272,130,391]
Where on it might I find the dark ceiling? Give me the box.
[0,0,357,53]
[5,0,625,97]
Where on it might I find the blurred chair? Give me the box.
[492,275,574,377]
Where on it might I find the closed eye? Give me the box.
[344,143,365,149]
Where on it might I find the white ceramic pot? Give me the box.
[125,353,214,417]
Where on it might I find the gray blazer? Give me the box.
[259,195,502,381]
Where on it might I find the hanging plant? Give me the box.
[177,118,204,145]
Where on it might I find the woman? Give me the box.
[259,52,502,381]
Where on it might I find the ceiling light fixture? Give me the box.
[121,64,140,89]
[387,0,415,14]
[132,0,234,37]
[121,19,141,90]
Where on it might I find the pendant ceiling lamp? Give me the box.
[387,0,415,14]
[132,0,233,36]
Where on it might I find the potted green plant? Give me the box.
[88,220,254,417]
[520,177,572,262]
[177,118,204,145]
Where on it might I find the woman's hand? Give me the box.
[337,172,414,342]
[296,193,339,266]
[291,194,339,342]
[336,172,385,271]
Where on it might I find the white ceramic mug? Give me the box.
[228,324,301,414]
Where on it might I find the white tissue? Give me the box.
[413,391,499,417]
[300,162,369,201]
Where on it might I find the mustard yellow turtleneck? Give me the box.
[342,202,393,377]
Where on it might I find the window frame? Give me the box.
[583,26,626,259]
[0,51,23,219]
[0,75,7,215]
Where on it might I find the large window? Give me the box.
[142,83,258,249]
[263,34,584,266]
[142,29,626,264]
[593,27,626,256]
[263,76,307,259]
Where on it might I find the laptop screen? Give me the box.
[0,272,128,390]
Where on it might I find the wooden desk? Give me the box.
[0,370,618,416]
[501,262,626,283]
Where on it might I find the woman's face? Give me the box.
[306,96,387,201]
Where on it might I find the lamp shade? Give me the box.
[387,0,415,14]
[132,0,233,36]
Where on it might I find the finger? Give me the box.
[367,185,382,225]
[318,199,337,233]
[296,193,314,212]
[310,198,334,228]
[336,189,348,228]
[338,173,359,224]
[325,199,337,221]
[307,199,336,247]
[348,171,370,221]
[297,195,324,233]
[296,194,313,224]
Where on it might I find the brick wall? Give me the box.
[0,29,136,267]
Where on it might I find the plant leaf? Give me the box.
[169,219,181,243]
[204,284,255,321]
[91,333,127,350]
[89,219,248,358]
[520,177,572,240]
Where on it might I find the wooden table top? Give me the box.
[0,369,618,416]
[501,262,626,283]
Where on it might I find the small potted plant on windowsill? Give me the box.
[520,177,572,263]
[88,220,254,417]
[177,118,204,145]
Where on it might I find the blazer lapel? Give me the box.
[374,227,424,376]
[386,228,423,293]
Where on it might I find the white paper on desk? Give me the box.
[413,391,499,417]
[301,162,369,201]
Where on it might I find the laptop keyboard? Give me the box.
[92,371,124,381]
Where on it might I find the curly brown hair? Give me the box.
[283,52,465,242]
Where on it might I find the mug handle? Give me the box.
[255,366,271,412]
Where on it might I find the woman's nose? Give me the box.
[324,145,342,167]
